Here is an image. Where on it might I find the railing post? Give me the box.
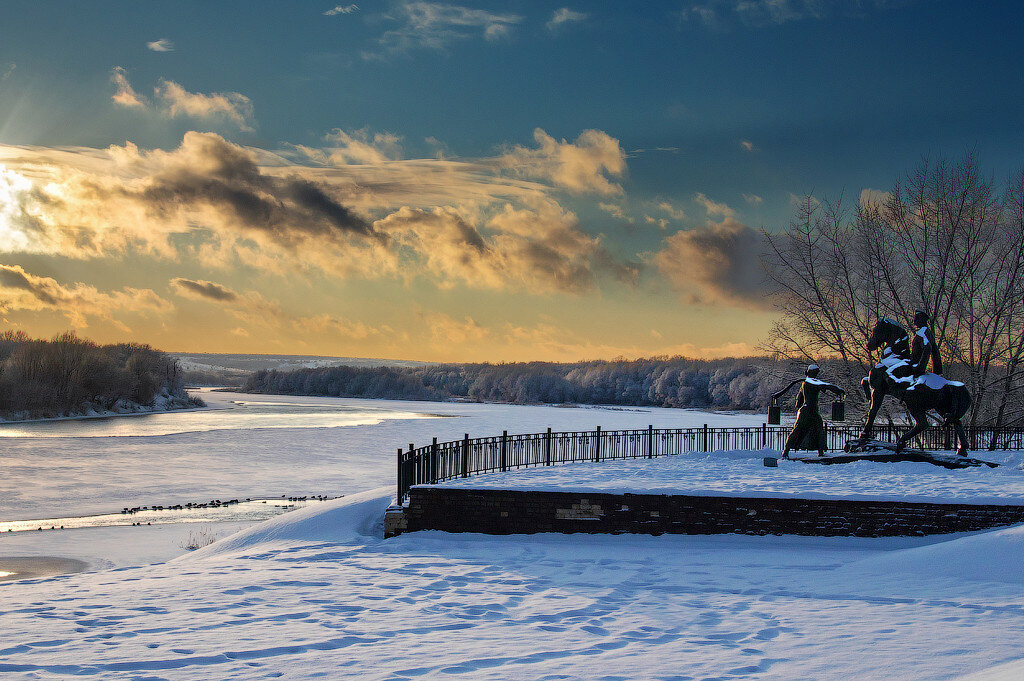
[500,430,508,471]
[397,447,404,501]
[545,427,552,465]
[431,437,438,483]
[703,423,708,452]
[647,424,653,458]
[461,433,469,478]
[594,426,601,462]
[761,422,767,449]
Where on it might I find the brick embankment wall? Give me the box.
[398,487,1024,538]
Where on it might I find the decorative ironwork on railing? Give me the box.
[396,424,1024,503]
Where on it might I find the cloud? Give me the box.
[368,2,522,56]
[500,128,626,196]
[372,197,636,294]
[111,67,146,108]
[657,201,686,220]
[739,139,757,152]
[599,202,631,221]
[420,311,488,345]
[681,0,896,27]
[170,277,238,302]
[322,129,403,164]
[0,264,168,329]
[652,220,770,308]
[0,132,380,271]
[170,283,384,341]
[743,193,763,205]
[694,192,737,220]
[859,187,892,207]
[630,146,680,154]
[111,68,255,130]
[0,127,638,296]
[547,8,588,31]
[645,215,669,230]
[1,63,15,82]
[154,81,254,131]
[146,38,174,52]
[324,4,359,15]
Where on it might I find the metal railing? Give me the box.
[396,423,1024,503]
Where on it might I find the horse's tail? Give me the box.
[944,384,972,424]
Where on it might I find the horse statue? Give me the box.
[856,318,972,456]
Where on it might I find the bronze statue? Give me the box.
[859,318,971,456]
[772,364,845,458]
[910,309,942,376]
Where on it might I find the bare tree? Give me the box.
[764,154,1024,429]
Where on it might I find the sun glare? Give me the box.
[0,163,34,251]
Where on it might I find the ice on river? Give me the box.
[0,389,759,521]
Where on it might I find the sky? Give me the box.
[0,0,1022,362]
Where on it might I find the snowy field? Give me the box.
[2,390,1023,679]
[2,489,1023,680]
[435,449,1024,505]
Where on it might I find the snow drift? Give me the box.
[179,486,394,559]
[839,522,1024,585]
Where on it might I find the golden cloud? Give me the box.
[0,129,637,295]
[111,68,255,130]
[651,220,771,309]
[0,264,169,330]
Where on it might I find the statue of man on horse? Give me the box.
[856,316,972,456]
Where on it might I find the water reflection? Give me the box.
[0,389,436,438]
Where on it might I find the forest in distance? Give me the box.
[241,357,797,412]
[0,331,200,420]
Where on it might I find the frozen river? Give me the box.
[0,388,760,522]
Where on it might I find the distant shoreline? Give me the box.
[0,400,211,426]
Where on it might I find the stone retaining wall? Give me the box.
[390,487,1024,538]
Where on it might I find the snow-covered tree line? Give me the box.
[242,357,792,410]
[764,154,1024,427]
[0,331,198,419]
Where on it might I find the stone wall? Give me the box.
[392,487,1024,538]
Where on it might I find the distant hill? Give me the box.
[171,353,432,387]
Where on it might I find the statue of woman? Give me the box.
[772,364,845,458]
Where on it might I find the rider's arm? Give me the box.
[931,339,943,374]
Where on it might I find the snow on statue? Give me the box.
[855,317,972,456]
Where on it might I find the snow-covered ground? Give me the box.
[2,391,1023,679]
[1,489,1023,680]
[433,449,1024,505]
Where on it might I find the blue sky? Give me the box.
[0,1,1021,359]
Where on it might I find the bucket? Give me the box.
[768,401,781,425]
[832,400,845,422]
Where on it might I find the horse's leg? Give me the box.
[860,370,885,441]
[953,419,970,457]
[896,405,929,452]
